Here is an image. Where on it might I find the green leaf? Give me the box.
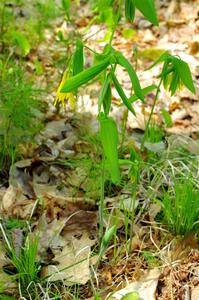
[73,39,84,76]
[111,71,136,115]
[169,70,180,96]
[103,77,112,116]
[102,225,116,248]
[173,57,196,94]
[125,0,135,23]
[99,114,120,184]
[129,84,157,103]
[134,0,158,26]
[98,74,111,115]
[114,51,144,102]
[61,0,71,13]
[12,31,30,57]
[161,109,173,128]
[61,57,110,93]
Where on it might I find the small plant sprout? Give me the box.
[96,225,116,267]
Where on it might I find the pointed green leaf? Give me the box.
[134,0,158,26]
[169,70,180,96]
[114,51,144,102]
[61,57,110,93]
[99,115,120,184]
[173,57,196,94]
[102,225,116,248]
[111,71,136,115]
[98,74,111,115]
[125,0,135,23]
[103,78,112,116]
[129,84,157,103]
[61,0,71,13]
[73,38,84,76]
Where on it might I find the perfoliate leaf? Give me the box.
[99,114,120,184]
[134,0,158,26]
[12,31,30,56]
[61,57,110,93]
[114,51,144,102]
[73,39,84,76]
[111,71,136,115]
[173,57,196,94]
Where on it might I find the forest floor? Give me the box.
[0,0,199,299]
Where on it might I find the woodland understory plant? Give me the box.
[0,60,42,173]
[56,0,196,246]
[0,1,197,299]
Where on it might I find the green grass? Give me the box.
[162,178,199,236]
[1,229,40,293]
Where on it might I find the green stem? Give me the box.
[108,0,122,46]
[128,184,138,253]
[99,155,105,242]
[140,78,163,152]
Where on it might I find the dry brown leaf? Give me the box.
[41,231,95,285]
[1,185,26,212]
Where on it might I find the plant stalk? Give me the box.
[140,78,163,152]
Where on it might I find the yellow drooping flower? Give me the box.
[55,70,76,110]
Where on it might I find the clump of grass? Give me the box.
[0,222,41,298]
[145,122,164,143]
[0,62,42,173]
[162,178,199,236]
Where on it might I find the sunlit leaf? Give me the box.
[114,51,144,102]
[173,57,196,94]
[134,0,158,26]
[111,71,136,115]
[125,0,135,23]
[73,38,84,76]
[61,57,110,93]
